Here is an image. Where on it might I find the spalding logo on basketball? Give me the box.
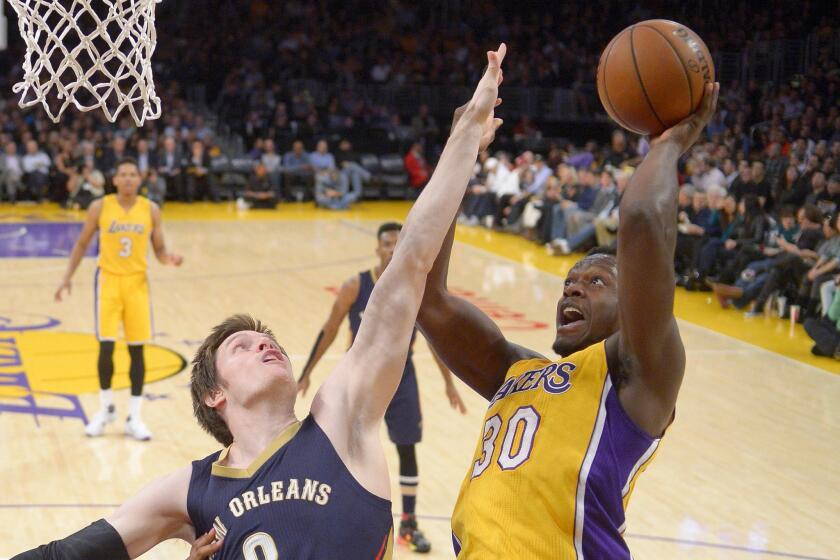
[597,19,716,136]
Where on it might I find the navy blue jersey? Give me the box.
[187,415,394,559]
[349,269,417,354]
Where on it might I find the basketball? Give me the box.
[597,19,715,136]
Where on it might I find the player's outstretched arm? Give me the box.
[106,465,194,557]
[12,466,194,560]
[608,82,719,437]
[297,275,360,396]
[313,45,506,445]
[150,202,183,266]
[417,220,544,400]
[54,199,103,301]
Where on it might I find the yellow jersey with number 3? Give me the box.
[450,342,662,559]
[97,194,152,275]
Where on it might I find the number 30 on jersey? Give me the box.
[472,405,541,477]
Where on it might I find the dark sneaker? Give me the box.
[399,516,431,553]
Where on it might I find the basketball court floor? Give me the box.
[0,201,837,559]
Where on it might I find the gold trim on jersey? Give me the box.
[383,525,394,560]
[370,267,380,283]
[211,421,301,479]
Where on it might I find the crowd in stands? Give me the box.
[0,85,433,211]
[0,0,838,356]
[195,0,838,150]
[177,1,800,87]
[0,90,219,208]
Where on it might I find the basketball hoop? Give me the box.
[7,0,162,126]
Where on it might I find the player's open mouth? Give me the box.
[262,350,284,364]
[558,305,586,329]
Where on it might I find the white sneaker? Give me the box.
[558,239,571,254]
[125,416,152,441]
[548,239,571,256]
[85,405,116,437]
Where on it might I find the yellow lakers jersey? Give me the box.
[451,342,661,559]
[97,194,152,275]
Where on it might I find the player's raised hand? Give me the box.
[54,278,72,302]
[186,527,223,560]
[651,82,719,155]
[451,97,503,153]
[453,44,506,149]
[469,44,506,120]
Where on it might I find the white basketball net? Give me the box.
[7,0,162,126]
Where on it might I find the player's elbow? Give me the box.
[394,225,440,272]
[392,251,435,278]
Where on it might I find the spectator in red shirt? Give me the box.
[404,142,431,190]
